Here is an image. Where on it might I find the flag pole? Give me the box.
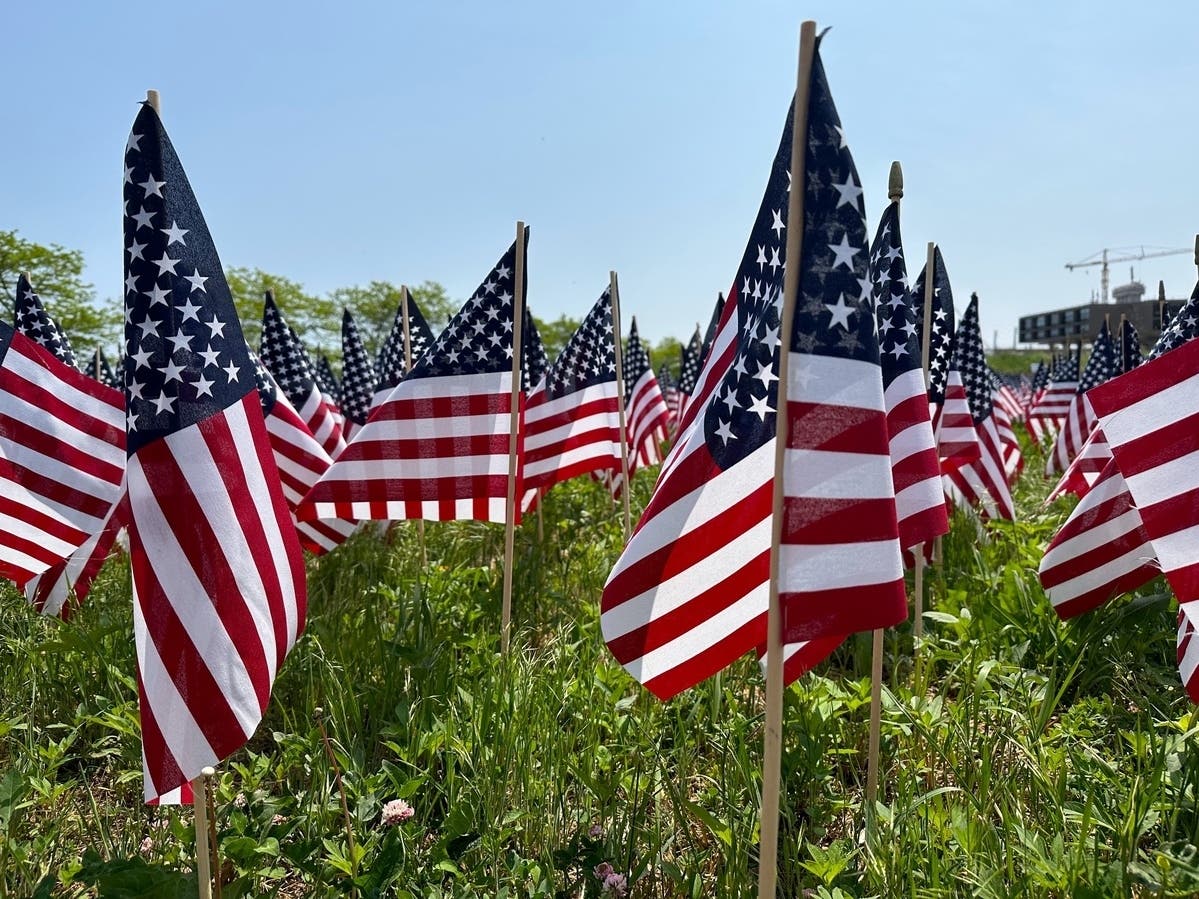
[501,222,527,655]
[759,20,816,899]
[399,285,428,568]
[609,272,633,539]
[921,241,941,583]
[866,161,905,814]
[93,348,101,382]
[193,767,214,899]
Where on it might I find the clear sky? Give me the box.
[3,1,1198,350]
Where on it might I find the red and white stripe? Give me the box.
[1088,336,1199,602]
[943,414,1015,521]
[882,367,948,552]
[0,331,126,587]
[25,492,127,618]
[1047,425,1111,502]
[1045,393,1095,477]
[1038,460,1158,618]
[298,384,346,459]
[1177,604,1199,703]
[993,381,1024,423]
[1029,377,1078,422]
[299,371,520,524]
[931,370,979,471]
[993,399,1024,483]
[265,391,357,554]
[132,393,306,802]
[524,381,621,492]
[607,369,671,498]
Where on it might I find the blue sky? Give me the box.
[3,2,1198,350]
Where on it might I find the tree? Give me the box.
[327,280,457,359]
[0,229,121,354]
[648,335,684,378]
[224,267,336,355]
[534,314,582,363]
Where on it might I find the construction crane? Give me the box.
[1065,246,1190,302]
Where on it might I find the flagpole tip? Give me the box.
[887,161,903,200]
[145,90,161,114]
[200,766,215,778]
[1159,280,1166,302]
[1193,234,1199,268]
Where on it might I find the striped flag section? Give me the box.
[603,319,671,498]
[1087,332,1199,602]
[1046,322,1116,477]
[1178,604,1199,703]
[123,101,307,803]
[0,323,125,587]
[299,235,527,525]
[867,200,948,552]
[25,491,127,619]
[603,41,905,698]
[1028,354,1079,423]
[992,398,1024,483]
[523,287,621,492]
[1047,425,1111,502]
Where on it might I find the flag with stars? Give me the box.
[298,233,528,524]
[1025,360,1056,444]
[523,287,621,492]
[1029,350,1080,422]
[90,348,122,389]
[0,320,125,588]
[943,294,1015,520]
[522,308,549,394]
[14,273,79,370]
[260,291,346,459]
[602,39,906,698]
[868,200,948,552]
[123,102,307,803]
[607,317,672,498]
[675,326,702,419]
[373,291,435,406]
[338,309,377,439]
[1120,318,1144,374]
[911,249,979,472]
[316,354,341,405]
[1047,321,1117,476]
[989,369,1025,481]
[657,363,679,431]
[700,292,726,369]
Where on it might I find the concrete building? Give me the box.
[1018,280,1186,347]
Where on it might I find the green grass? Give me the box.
[3,443,1199,897]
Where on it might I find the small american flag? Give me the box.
[522,309,549,394]
[523,286,621,491]
[700,292,725,369]
[1046,322,1116,477]
[1120,318,1144,374]
[867,200,948,552]
[374,291,435,405]
[675,326,701,419]
[299,233,528,524]
[315,354,341,406]
[14,273,79,370]
[656,363,679,431]
[943,294,1015,520]
[621,318,671,476]
[123,101,306,803]
[603,39,905,697]
[260,292,347,459]
[1029,351,1080,422]
[1025,361,1056,444]
[1177,604,1199,703]
[339,309,378,439]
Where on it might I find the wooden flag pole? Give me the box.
[865,162,905,813]
[759,20,816,899]
[609,272,633,539]
[400,285,428,568]
[921,241,942,582]
[501,222,527,655]
[193,767,214,899]
[146,89,161,114]
[203,770,222,899]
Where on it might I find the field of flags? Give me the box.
[4,23,1199,899]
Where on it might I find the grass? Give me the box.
[2,439,1199,897]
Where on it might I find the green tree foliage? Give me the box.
[0,229,121,354]
[534,314,581,363]
[648,335,684,377]
[327,281,456,359]
[224,267,336,355]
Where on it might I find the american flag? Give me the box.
[989,369,1025,481]
[0,321,125,588]
[14,273,79,370]
[1029,351,1079,422]
[123,101,306,803]
[868,199,948,551]
[523,287,621,492]
[374,290,435,406]
[990,369,1025,423]
[90,348,122,389]
[943,294,1015,520]
[700,292,725,368]
[522,309,549,394]
[1120,318,1144,374]
[260,291,347,459]
[656,364,679,431]
[675,326,701,419]
[316,354,341,406]
[1046,322,1116,477]
[1178,604,1199,703]
[602,41,905,698]
[339,309,378,439]
[1025,361,1056,444]
[25,492,127,619]
[911,251,979,471]
[1038,288,1199,616]
[299,233,528,524]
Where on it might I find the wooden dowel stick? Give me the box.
[193,768,214,899]
[609,272,633,539]
[146,89,161,114]
[865,628,884,810]
[204,771,222,899]
[759,20,817,899]
[501,222,527,655]
[400,285,428,567]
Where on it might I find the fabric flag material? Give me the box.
[15,273,79,370]
[1046,322,1117,477]
[0,322,125,586]
[374,291,435,406]
[523,287,621,491]
[868,200,948,552]
[1120,318,1144,374]
[123,102,307,803]
[675,326,701,419]
[1178,603,1199,703]
[260,293,346,459]
[316,355,341,406]
[657,364,679,431]
[1025,362,1055,444]
[912,251,978,471]
[25,492,127,618]
[299,235,527,524]
[602,40,905,698]
[1029,352,1080,423]
[521,308,549,394]
[700,293,726,368]
[943,294,1015,520]
[338,309,377,439]
[622,318,671,475]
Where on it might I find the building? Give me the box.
[1018,280,1187,347]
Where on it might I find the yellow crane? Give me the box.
[1065,245,1190,302]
